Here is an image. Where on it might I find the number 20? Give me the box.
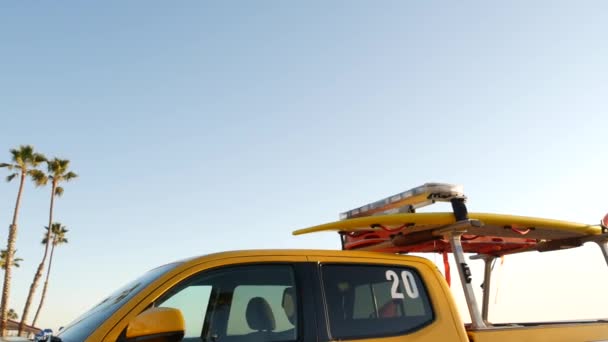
[386,270,420,299]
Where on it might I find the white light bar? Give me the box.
[340,183,465,220]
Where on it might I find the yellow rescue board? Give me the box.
[293,212,601,237]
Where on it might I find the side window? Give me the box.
[155,265,298,342]
[321,264,434,340]
[158,285,212,339]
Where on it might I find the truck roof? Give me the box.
[178,248,437,266]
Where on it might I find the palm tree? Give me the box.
[0,250,23,269]
[20,158,76,335]
[0,145,46,336]
[7,309,17,321]
[31,223,68,327]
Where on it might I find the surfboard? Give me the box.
[293,212,602,256]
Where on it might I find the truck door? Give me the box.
[312,257,468,342]
[126,262,317,342]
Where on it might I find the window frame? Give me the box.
[151,262,309,342]
[318,263,436,340]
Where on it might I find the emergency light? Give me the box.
[340,183,465,220]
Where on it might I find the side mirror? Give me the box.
[125,307,185,342]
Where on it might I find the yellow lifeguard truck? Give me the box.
[54,183,608,342]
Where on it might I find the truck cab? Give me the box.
[56,250,469,342]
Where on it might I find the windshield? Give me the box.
[56,262,181,342]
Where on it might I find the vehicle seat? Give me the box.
[378,299,402,318]
[246,297,276,334]
[281,287,297,325]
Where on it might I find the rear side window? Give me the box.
[321,264,434,339]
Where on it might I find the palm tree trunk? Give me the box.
[31,243,55,328]
[0,171,26,336]
[19,180,55,335]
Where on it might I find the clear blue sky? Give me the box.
[1,1,608,330]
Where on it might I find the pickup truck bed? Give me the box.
[469,321,608,342]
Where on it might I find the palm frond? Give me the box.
[46,158,59,173]
[42,225,51,244]
[21,145,34,157]
[14,145,34,166]
[0,163,21,171]
[46,158,56,173]
[54,186,64,197]
[28,169,48,187]
[63,171,78,181]
[45,223,69,246]
[47,158,70,175]
[0,249,23,269]
[9,148,21,165]
[7,309,18,320]
[13,257,23,267]
[53,226,69,245]
[59,159,70,169]
[10,146,45,170]
[6,173,18,182]
[32,153,47,165]
[53,235,68,245]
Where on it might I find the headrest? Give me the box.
[281,287,297,325]
[246,297,276,331]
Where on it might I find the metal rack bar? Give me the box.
[596,240,608,268]
[447,230,486,329]
[481,256,495,322]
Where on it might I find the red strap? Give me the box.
[371,223,409,232]
[510,226,531,235]
[442,251,451,287]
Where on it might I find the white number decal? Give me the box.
[401,271,420,299]
[386,270,404,299]
[385,270,420,299]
